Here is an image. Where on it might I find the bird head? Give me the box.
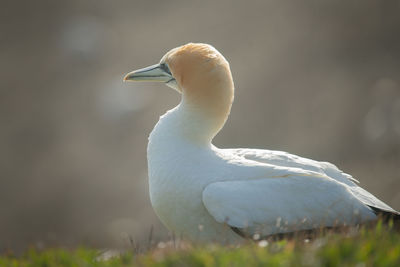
[124,43,233,103]
[124,43,234,139]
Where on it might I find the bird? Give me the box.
[123,43,399,243]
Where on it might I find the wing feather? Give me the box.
[202,174,376,236]
[226,148,359,185]
[226,148,398,215]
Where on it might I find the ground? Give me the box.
[1,221,400,267]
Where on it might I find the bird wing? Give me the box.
[202,173,377,237]
[226,148,359,185]
[225,148,398,214]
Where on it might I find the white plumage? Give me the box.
[124,43,398,242]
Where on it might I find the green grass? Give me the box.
[2,223,400,267]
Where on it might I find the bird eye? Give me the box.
[160,63,172,75]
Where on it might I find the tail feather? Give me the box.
[368,206,400,222]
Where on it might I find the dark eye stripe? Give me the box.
[160,63,172,75]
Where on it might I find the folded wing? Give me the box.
[226,148,398,216]
[202,174,377,237]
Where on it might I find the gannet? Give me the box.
[124,43,399,242]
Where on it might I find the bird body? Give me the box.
[124,43,399,242]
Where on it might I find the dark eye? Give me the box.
[160,63,172,75]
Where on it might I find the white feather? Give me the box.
[124,43,398,243]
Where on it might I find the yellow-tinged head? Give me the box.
[124,43,234,140]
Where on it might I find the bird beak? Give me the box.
[123,64,173,83]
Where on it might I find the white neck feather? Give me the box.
[149,101,225,149]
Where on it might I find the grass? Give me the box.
[1,222,400,267]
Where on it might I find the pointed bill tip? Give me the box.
[123,73,132,82]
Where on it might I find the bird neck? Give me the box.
[147,92,231,171]
[179,82,233,145]
[150,97,232,149]
[172,62,234,144]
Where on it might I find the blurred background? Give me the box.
[1,0,400,252]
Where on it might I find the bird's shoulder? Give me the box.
[221,148,358,185]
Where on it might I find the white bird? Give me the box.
[124,43,399,242]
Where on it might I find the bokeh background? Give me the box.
[1,0,400,252]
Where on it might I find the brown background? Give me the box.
[1,0,400,251]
